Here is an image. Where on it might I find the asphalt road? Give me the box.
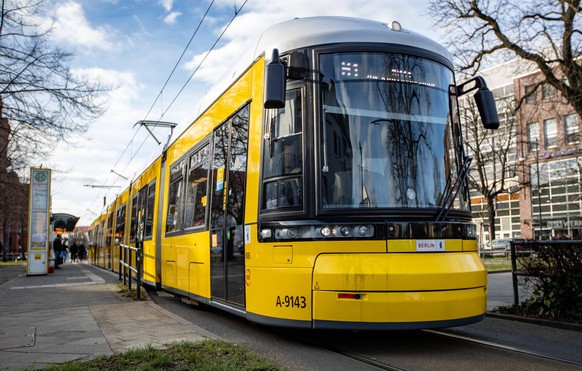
[147,286,582,371]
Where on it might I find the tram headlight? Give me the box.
[287,227,298,238]
[261,229,272,239]
[338,226,351,237]
[266,223,377,241]
[357,225,374,237]
[320,226,332,237]
[274,227,299,240]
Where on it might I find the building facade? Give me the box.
[515,68,582,240]
[467,60,582,244]
[0,103,29,261]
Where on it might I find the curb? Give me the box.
[486,311,582,332]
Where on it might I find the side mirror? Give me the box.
[264,49,286,109]
[457,76,499,129]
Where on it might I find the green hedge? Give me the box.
[514,241,582,323]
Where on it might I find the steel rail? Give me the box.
[425,329,582,367]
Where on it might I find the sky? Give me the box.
[40,0,436,226]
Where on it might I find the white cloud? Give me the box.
[46,0,437,224]
[51,1,117,51]
[184,0,428,86]
[50,67,149,220]
[158,0,174,12]
[164,11,182,24]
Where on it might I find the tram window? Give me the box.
[262,88,303,210]
[105,213,113,246]
[264,178,302,209]
[264,89,303,178]
[184,145,209,229]
[144,181,156,238]
[130,194,138,241]
[115,204,126,245]
[166,160,186,233]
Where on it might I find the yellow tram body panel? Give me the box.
[312,252,485,291]
[312,287,485,324]
[160,231,211,298]
[311,252,486,325]
[131,158,162,285]
[245,238,486,326]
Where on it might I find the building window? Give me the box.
[527,122,539,151]
[525,84,536,103]
[565,114,579,144]
[542,83,556,100]
[543,118,557,148]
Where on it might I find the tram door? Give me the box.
[209,107,249,306]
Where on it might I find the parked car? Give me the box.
[483,238,512,257]
[483,238,531,258]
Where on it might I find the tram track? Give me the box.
[425,328,582,368]
[149,289,582,370]
[273,328,405,371]
[277,326,582,370]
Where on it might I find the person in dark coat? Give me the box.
[53,234,63,269]
[70,241,78,262]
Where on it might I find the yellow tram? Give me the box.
[89,16,499,330]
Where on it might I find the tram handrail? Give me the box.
[118,243,143,300]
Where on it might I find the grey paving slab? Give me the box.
[0,262,212,370]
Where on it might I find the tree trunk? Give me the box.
[487,196,496,243]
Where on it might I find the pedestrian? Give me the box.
[70,241,78,262]
[78,243,86,261]
[52,234,63,269]
[62,238,68,264]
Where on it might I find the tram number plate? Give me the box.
[276,295,307,309]
[416,240,445,252]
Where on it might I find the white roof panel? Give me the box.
[253,16,451,61]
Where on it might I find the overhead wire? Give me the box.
[155,0,250,121]
[85,0,249,220]
[84,1,217,219]
[141,0,216,122]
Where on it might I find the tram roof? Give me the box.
[186,16,452,140]
[253,16,451,61]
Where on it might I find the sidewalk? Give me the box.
[0,262,215,370]
[0,262,528,370]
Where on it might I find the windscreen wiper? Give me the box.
[436,156,472,221]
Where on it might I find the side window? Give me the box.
[166,160,185,233]
[138,186,147,233]
[144,181,156,238]
[115,204,126,245]
[130,195,138,241]
[184,144,210,229]
[106,213,113,246]
[262,88,303,210]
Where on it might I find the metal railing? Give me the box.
[509,239,582,306]
[119,243,143,300]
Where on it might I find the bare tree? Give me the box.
[0,169,27,261]
[461,95,517,242]
[428,0,582,115]
[0,0,109,174]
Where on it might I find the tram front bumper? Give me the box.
[311,252,487,327]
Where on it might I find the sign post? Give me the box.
[27,168,51,275]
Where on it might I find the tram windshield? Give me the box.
[319,52,467,211]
